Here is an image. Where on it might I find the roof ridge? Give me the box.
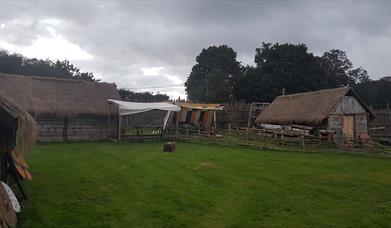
[277,86,349,98]
[0,72,114,85]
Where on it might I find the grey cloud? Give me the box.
[1,1,391,98]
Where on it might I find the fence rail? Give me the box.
[167,128,391,159]
[371,109,391,138]
[217,103,252,129]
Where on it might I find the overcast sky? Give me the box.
[0,1,390,98]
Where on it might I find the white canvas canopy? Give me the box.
[107,100,181,142]
[108,99,180,116]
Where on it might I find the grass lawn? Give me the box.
[20,142,391,227]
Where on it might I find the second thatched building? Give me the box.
[255,87,374,141]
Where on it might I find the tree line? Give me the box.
[1,46,390,108]
[118,89,169,102]
[185,43,391,109]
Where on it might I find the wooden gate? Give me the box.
[343,115,355,140]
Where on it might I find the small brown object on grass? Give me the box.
[163,142,176,152]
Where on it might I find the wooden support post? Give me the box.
[247,102,253,128]
[224,109,241,135]
[175,119,178,137]
[213,111,217,133]
[186,128,189,140]
[319,132,322,147]
[63,117,69,142]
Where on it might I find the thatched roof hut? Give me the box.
[0,73,120,142]
[0,94,37,155]
[255,87,374,126]
[0,73,120,117]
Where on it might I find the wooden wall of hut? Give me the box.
[328,96,369,140]
[34,114,118,142]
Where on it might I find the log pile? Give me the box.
[242,124,335,139]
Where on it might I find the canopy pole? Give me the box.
[163,111,171,131]
[108,103,111,138]
[118,106,121,143]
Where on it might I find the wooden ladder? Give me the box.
[247,102,269,128]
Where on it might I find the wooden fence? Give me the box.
[170,128,391,158]
[216,103,252,129]
[370,109,391,138]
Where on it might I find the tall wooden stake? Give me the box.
[118,107,121,143]
[108,103,111,138]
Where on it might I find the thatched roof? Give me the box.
[255,87,373,126]
[0,73,120,117]
[0,95,37,155]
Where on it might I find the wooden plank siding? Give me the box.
[328,96,369,140]
[35,114,117,142]
[334,96,366,114]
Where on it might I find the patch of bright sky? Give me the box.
[0,19,93,61]
[141,66,183,85]
[141,66,164,76]
[140,66,185,98]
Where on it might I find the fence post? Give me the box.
[228,123,231,145]
[186,128,189,140]
[319,132,322,147]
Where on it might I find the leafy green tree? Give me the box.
[380,76,391,81]
[234,43,371,102]
[355,78,391,109]
[119,89,169,102]
[321,49,369,85]
[185,45,241,102]
[234,43,329,102]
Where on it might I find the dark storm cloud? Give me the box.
[0,1,390,98]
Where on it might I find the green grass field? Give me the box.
[20,142,391,227]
